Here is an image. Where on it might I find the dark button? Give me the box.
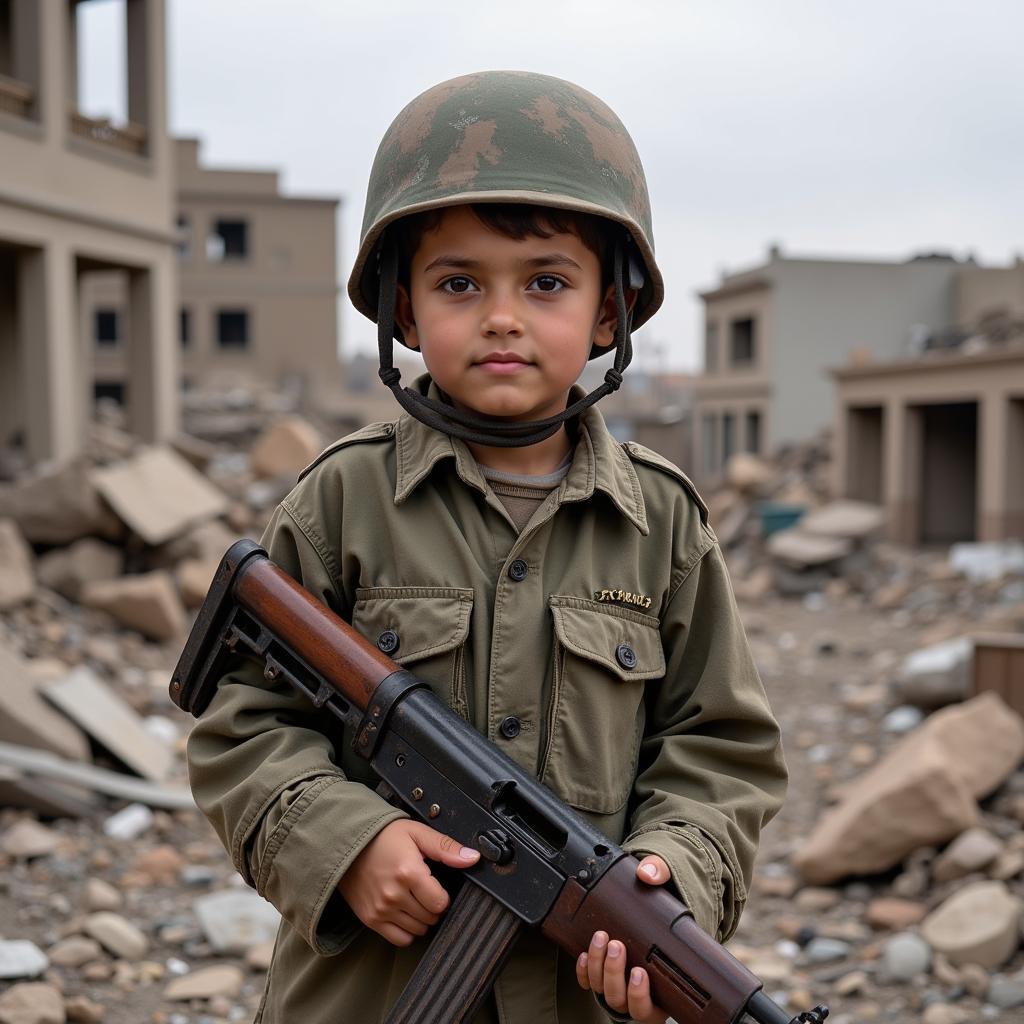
[615,643,637,670]
[508,559,528,582]
[499,716,521,739]
[376,629,400,655]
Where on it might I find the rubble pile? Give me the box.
[0,412,1021,1023]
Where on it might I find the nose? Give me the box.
[480,290,523,338]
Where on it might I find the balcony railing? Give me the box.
[0,73,34,120]
[69,111,147,156]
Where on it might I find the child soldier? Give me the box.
[187,71,787,1024]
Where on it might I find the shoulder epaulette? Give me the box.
[298,421,396,482]
[621,441,709,525]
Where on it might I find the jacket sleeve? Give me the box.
[621,533,787,943]
[185,499,408,956]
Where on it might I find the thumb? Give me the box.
[636,855,670,886]
[409,823,480,869]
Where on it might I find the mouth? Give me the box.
[473,352,533,373]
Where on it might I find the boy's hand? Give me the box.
[338,819,480,947]
[575,855,670,1024]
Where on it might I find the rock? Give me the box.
[170,433,217,472]
[990,847,1024,881]
[874,582,911,611]
[175,558,219,608]
[880,931,932,981]
[834,971,868,996]
[0,519,34,610]
[794,888,841,912]
[246,940,275,971]
[768,529,853,568]
[0,982,65,1024]
[161,518,238,564]
[102,803,154,841]
[0,457,121,545]
[724,453,774,495]
[0,941,48,980]
[85,878,122,912]
[35,539,124,603]
[47,937,102,968]
[932,828,1003,882]
[799,500,884,540]
[0,643,91,762]
[932,953,961,987]
[83,912,149,960]
[804,937,850,963]
[90,446,228,546]
[892,637,972,709]
[193,889,280,953]
[921,1005,968,1024]
[793,692,1024,884]
[865,898,927,931]
[81,571,186,643]
[920,880,1022,968]
[1,820,62,859]
[987,968,1024,1009]
[250,416,322,480]
[163,964,244,1001]
[959,962,989,998]
[882,706,924,733]
[63,996,103,1024]
[130,845,185,885]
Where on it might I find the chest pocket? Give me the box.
[351,587,475,718]
[540,596,665,816]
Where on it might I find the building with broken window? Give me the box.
[833,260,1024,544]
[0,0,178,464]
[87,138,343,412]
[692,246,973,486]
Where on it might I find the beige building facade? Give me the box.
[834,262,1024,545]
[88,138,343,410]
[693,247,968,486]
[0,0,178,464]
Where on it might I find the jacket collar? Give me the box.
[393,376,648,535]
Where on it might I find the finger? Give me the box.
[626,966,663,1023]
[636,855,670,886]
[378,922,416,948]
[410,823,481,869]
[409,870,450,918]
[576,952,591,991]
[602,939,628,1011]
[587,931,608,992]
[391,908,432,937]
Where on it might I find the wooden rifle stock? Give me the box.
[171,541,826,1024]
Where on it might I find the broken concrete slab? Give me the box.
[949,540,1024,583]
[176,557,219,609]
[768,529,853,568]
[800,500,885,541]
[42,666,174,782]
[35,538,124,603]
[0,457,122,545]
[0,642,91,762]
[164,963,245,1001]
[249,415,322,480]
[892,637,972,709]
[90,445,229,546]
[0,742,194,809]
[193,889,281,953]
[0,519,34,611]
[80,570,187,643]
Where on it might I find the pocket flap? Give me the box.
[549,596,664,680]
[353,587,474,664]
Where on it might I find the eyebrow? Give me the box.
[422,253,583,273]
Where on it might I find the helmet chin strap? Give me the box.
[376,236,634,448]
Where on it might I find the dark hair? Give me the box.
[391,203,615,288]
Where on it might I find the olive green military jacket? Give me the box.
[186,384,787,1024]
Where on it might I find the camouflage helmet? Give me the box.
[348,70,664,334]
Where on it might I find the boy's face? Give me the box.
[396,206,619,424]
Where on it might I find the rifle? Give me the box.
[170,540,828,1024]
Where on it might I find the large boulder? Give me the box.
[250,416,322,480]
[0,458,121,544]
[81,571,187,643]
[921,881,1023,969]
[792,693,1024,884]
[0,519,34,610]
[35,538,124,603]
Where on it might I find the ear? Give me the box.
[593,285,639,349]
[395,283,420,350]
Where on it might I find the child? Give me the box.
[187,71,787,1024]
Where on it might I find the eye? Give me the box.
[440,276,476,294]
[529,275,566,293]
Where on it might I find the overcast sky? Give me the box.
[79,0,1024,371]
